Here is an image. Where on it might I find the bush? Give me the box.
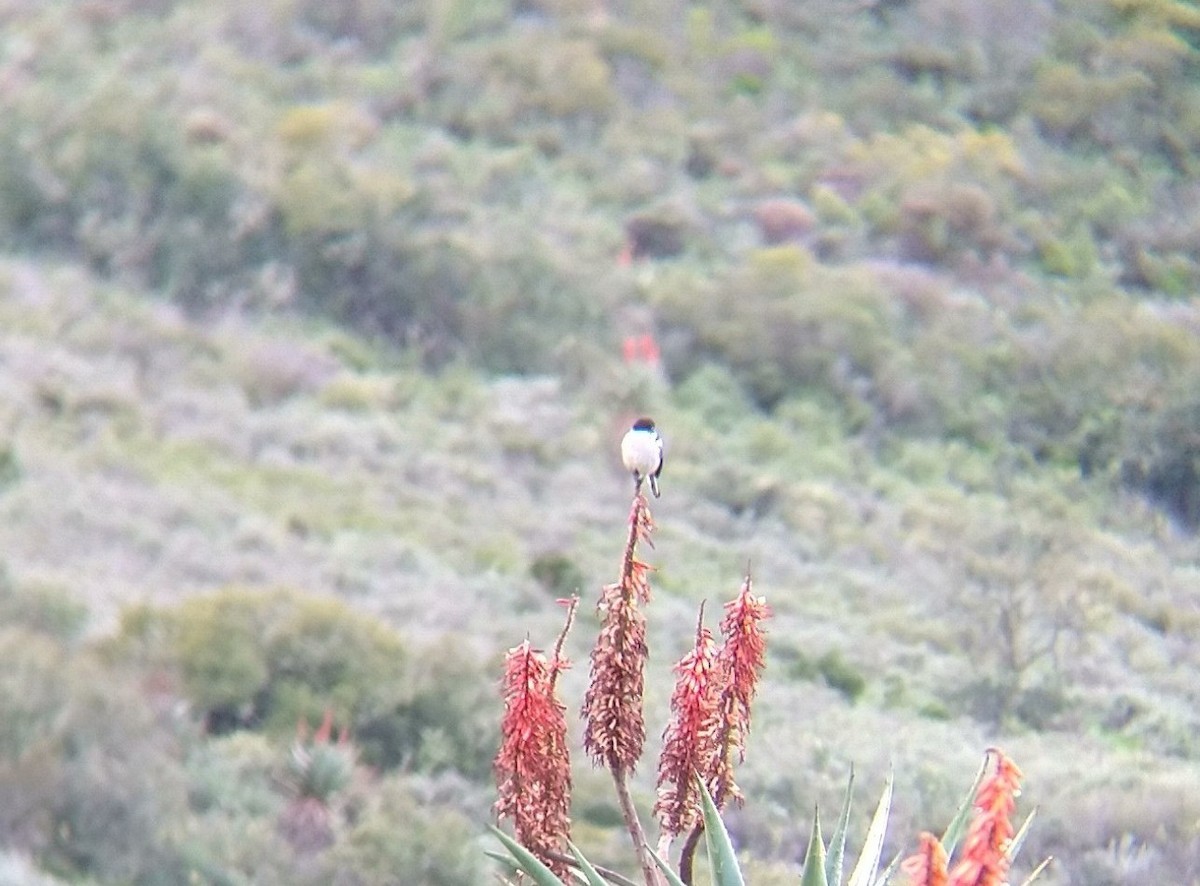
[529,553,586,596]
[110,589,497,775]
[816,650,867,703]
[1121,395,1200,528]
[653,252,900,413]
[358,637,496,778]
[113,588,410,754]
[331,776,486,886]
[0,625,193,884]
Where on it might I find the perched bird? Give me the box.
[620,417,664,498]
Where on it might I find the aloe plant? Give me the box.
[491,751,1046,886]
[490,488,1045,886]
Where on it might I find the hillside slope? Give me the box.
[1,0,1200,882]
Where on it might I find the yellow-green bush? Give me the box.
[114,587,410,750]
[653,253,900,412]
[109,588,497,775]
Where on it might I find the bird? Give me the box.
[620,417,664,498]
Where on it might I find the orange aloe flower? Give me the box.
[948,748,1024,886]
[902,832,950,886]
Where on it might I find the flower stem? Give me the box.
[612,764,663,886]
[678,823,703,884]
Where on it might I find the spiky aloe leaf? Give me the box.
[800,809,830,886]
[1018,855,1053,885]
[826,767,855,885]
[567,841,610,886]
[1008,807,1037,862]
[845,771,892,886]
[489,826,568,886]
[872,849,901,886]
[941,756,987,857]
[647,845,689,886]
[697,775,746,886]
[484,849,521,875]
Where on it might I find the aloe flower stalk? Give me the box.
[581,491,660,884]
[582,494,654,769]
[493,598,577,879]
[676,573,770,883]
[902,832,950,886]
[947,748,1024,886]
[710,573,770,806]
[655,605,721,842]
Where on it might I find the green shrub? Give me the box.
[331,776,486,885]
[1121,395,1200,528]
[0,624,193,884]
[110,590,496,775]
[529,553,586,596]
[360,638,496,777]
[0,443,19,490]
[816,651,867,703]
[653,254,899,413]
[112,588,410,755]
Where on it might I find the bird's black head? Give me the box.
[632,417,656,431]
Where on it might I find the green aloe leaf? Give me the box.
[1018,855,1053,885]
[845,771,892,886]
[489,826,568,886]
[1008,807,1037,862]
[941,756,987,857]
[567,841,610,886]
[800,808,830,886]
[647,845,690,886]
[826,767,855,885]
[697,775,746,886]
[872,849,902,886]
[484,848,521,874]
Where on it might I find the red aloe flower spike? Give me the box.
[655,603,722,841]
[902,832,950,886]
[948,748,1025,886]
[581,491,661,885]
[313,708,334,745]
[493,601,577,881]
[710,572,771,807]
[678,573,771,884]
[582,493,654,771]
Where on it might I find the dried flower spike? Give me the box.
[655,605,721,839]
[674,574,770,885]
[710,572,771,807]
[582,493,654,771]
[493,636,573,879]
[581,492,662,886]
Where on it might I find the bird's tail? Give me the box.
[649,475,660,498]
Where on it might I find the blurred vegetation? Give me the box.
[108,587,494,775]
[0,580,490,884]
[0,0,1199,882]
[1,0,1197,516]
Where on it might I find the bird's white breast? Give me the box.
[621,429,661,475]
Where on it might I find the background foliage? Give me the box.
[0,0,1199,882]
